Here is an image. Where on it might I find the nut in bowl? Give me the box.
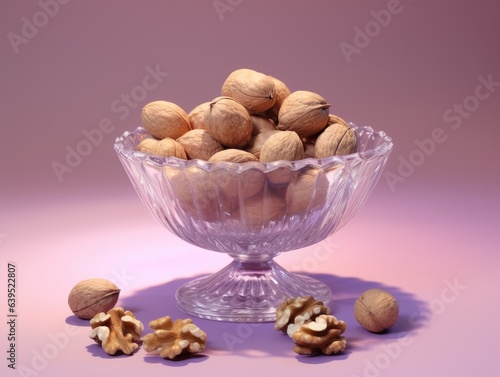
[114,123,393,322]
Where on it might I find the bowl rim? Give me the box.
[113,123,393,172]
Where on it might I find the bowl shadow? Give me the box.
[112,271,428,362]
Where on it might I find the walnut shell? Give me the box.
[262,75,291,124]
[314,122,357,158]
[244,129,280,159]
[151,137,188,159]
[277,91,331,138]
[286,168,329,214]
[141,101,191,140]
[208,150,265,199]
[135,138,159,154]
[354,289,399,333]
[250,114,277,136]
[236,192,286,229]
[221,68,276,113]
[188,101,211,130]
[205,96,253,148]
[68,278,120,320]
[260,131,304,163]
[177,129,224,160]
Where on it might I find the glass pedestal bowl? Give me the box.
[114,124,393,322]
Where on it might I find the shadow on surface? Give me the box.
[113,271,429,362]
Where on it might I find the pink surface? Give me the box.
[1,1,499,376]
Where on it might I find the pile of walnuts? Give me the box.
[136,68,357,164]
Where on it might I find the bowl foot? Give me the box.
[175,259,331,322]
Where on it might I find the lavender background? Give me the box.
[1,1,499,376]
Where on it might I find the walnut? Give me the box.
[89,307,144,355]
[354,289,399,333]
[142,316,207,360]
[176,129,225,160]
[314,122,357,158]
[141,101,191,140]
[277,91,331,138]
[205,96,253,148]
[221,68,276,113]
[275,296,331,336]
[68,278,120,320]
[291,314,347,356]
[259,130,305,163]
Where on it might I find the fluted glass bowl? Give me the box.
[114,124,393,322]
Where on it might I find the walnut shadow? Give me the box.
[113,271,428,362]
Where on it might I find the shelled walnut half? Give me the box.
[142,316,207,360]
[89,307,144,355]
[275,296,331,337]
[292,314,347,356]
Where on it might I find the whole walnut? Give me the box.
[277,91,331,138]
[177,129,224,161]
[141,101,191,140]
[205,96,253,148]
[221,68,276,113]
[188,101,211,130]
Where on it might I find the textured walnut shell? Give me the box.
[205,96,253,148]
[327,113,349,128]
[221,68,276,113]
[277,91,331,138]
[164,166,237,222]
[286,169,330,214]
[135,138,159,154]
[260,131,305,163]
[236,192,286,229]
[250,114,277,135]
[141,101,191,140]
[244,130,280,159]
[354,289,399,333]
[150,137,187,159]
[262,75,291,124]
[177,129,224,160]
[314,123,357,158]
[208,150,265,199]
[188,101,210,130]
[68,278,120,320]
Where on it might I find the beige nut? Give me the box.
[208,149,259,164]
[354,289,399,333]
[135,138,159,154]
[89,307,143,355]
[176,129,225,160]
[205,96,253,148]
[274,296,331,336]
[277,91,331,138]
[261,75,291,124]
[150,137,188,159]
[221,68,276,113]
[292,314,347,356]
[141,101,191,140]
[142,316,207,360]
[236,192,286,229]
[314,122,357,158]
[68,278,120,320]
[259,131,304,163]
[208,149,265,199]
[245,129,280,159]
[250,114,277,136]
[187,101,211,130]
[285,168,330,214]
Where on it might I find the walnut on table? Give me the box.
[88,307,144,355]
[142,316,207,360]
[274,296,331,337]
[292,314,347,356]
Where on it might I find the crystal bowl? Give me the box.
[114,124,393,322]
